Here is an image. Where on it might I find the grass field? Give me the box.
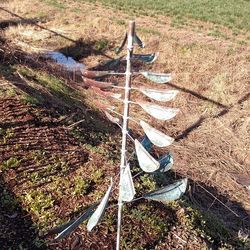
[84,0,250,31]
[0,0,249,249]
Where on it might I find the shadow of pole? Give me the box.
[175,90,250,141]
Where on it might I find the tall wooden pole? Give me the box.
[116,20,135,250]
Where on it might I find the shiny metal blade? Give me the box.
[81,71,171,85]
[132,52,159,63]
[115,32,127,54]
[82,77,114,89]
[82,70,125,78]
[140,120,174,147]
[91,86,122,99]
[81,70,111,78]
[134,33,145,48]
[143,178,188,202]
[101,56,124,68]
[140,72,172,83]
[135,139,160,172]
[87,178,113,231]
[158,152,173,173]
[138,101,179,121]
[55,203,98,240]
[93,100,115,111]
[120,164,135,202]
[139,87,178,102]
[104,111,120,124]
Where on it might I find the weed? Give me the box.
[91,189,105,200]
[94,38,109,51]
[137,27,160,36]
[73,176,91,195]
[43,0,65,9]
[0,157,21,171]
[122,204,169,249]
[139,175,157,191]
[72,8,81,13]
[208,29,229,40]
[29,172,40,183]
[31,150,46,162]
[21,94,40,106]
[6,88,16,97]
[113,18,126,26]
[91,169,104,184]
[89,144,108,155]
[237,40,247,46]
[0,128,15,145]
[22,189,55,229]
[16,66,83,112]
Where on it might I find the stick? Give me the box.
[116,20,135,250]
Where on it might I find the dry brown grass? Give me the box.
[1,0,250,237]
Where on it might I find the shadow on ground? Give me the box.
[0,177,43,249]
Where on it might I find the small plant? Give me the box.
[0,128,15,145]
[0,157,20,171]
[73,176,91,195]
[23,190,55,218]
[94,38,109,51]
[91,169,104,184]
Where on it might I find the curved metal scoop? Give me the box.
[140,120,174,147]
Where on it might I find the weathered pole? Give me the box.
[116,20,135,250]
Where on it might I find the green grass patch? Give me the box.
[21,190,56,230]
[137,27,161,36]
[0,128,15,145]
[42,0,65,9]
[84,0,250,31]
[14,65,84,112]
[0,157,21,171]
[94,38,109,51]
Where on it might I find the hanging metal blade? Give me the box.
[143,178,188,202]
[93,100,116,112]
[137,101,179,121]
[82,77,114,89]
[101,56,124,68]
[134,33,145,48]
[87,178,113,232]
[140,134,153,153]
[135,139,160,172]
[132,52,159,63]
[157,152,173,173]
[91,86,122,99]
[48,218,76,235]
[54,203,98,240]
[138,87,178,102]
[140,120,174,147]
[115,32,127,54]
[81,70,171,86]
[81,70,113,78]
[120,164,136,202]
[104,111,120,124]
[140,71,172,84]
